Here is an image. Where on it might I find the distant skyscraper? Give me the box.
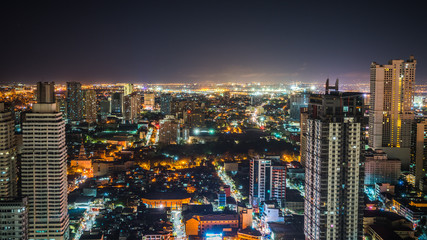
[369,56,416,150]
[144,93,155,110]
[37,82,55,103]
[300,107,308,167]
[110,92,124,117]
[249,158,286,207]
[124,83,134,96]
[130,93,142,122]
[289,91,309,121]
[66,82,83,122]
[56,95,67,120]
[84,89,97,123]
[158,115,179,145]
[22,82,69,240]
[304,81,364,240]
[410,119,427,190]
[0,103,17,198]
[160,94,172,115]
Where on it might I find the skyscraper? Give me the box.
[66,81,83,122]
[410,119,427,190]
[84,89,97,123]
[110,92,124,117]
[249,158,286,207]
[158,115,179,145]
[0,102,28,240]
[304,81,364,240]
[0,103,17,197]
[289,91,309,121]
[22,82,69,240]
[124,83,134,96]
[144,93,155,110]
[160,94,172,115]
[369,56,416,150]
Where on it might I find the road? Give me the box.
[171,210,186,240]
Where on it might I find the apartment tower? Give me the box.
[369,56,416,169]
[304,80,364,240]
[22,82,69,240]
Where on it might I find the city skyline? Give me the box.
[1,1,427,84]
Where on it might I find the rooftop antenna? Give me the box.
[325,78,339,94]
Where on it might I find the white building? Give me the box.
[304,83,364,240]
[21,82,69,240]
[369,56,416,169]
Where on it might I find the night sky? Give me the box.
[1,1,426,84]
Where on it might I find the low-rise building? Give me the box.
[141,192,191,210]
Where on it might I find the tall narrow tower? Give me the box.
[22,82,69,240]
[369,56,416,150]
[0,102,17,197]
[304,81,364,240]
[66,81,83,122]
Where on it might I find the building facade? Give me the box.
[249,158,286,207]
[289,91,309,121]
[369,56,416,150]
[158,115,179,145]
[304,85,364,240]
[160,94,172,115]
[21,83,69,240]
[0,103,17,198]
[410,119,427,190]
[364,149,401,186]
[0,197,28,240]
[66,82,84,122]
[84,89,97,123]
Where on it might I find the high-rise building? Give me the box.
[144,93,155,110]
[160,94,172,115]
[304,81,364,240]
[56,95,67,120]
[0,103,17,197]
[158,115,179,145]
[0,196,29,240]
[99,100,110,120]
[130,93,142,122]
[66,82,83,122]
[124,83,134,96]
[300,107,308,167]
[410,118,427,190]
[369,56,416,163]
[22,82,69,240]
[249,158,286,207]
[84,89,97,123]
[110,92,123,117]
[364,149,401,186]
[289,91,309,121]
[0,103,29,240]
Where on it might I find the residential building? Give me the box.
[21,82,69,240]
[289,91,309,121]
[158,115,179,145]
[110,92,123,117]
[410,118,427,190]
[84,89,97,123]
[0,196,28,240]
[364,149,401,186]
[369,56,416,169]
[304,80,364,240]
[144,93,155,110]
[123,83,134,96]
[249,158,286,207]
[66,81,83,122]
[160,94,172,115]
[0,103,17,197]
